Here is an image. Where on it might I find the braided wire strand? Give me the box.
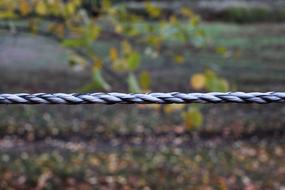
[0,92,285,104]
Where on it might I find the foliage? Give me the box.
[0,0,228,128]
[0,141,284,189]
[1,19,285,189]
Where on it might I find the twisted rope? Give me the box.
[0,92,284,104]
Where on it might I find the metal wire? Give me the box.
[0,92,284,104]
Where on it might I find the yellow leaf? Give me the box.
[73,0,81,6]
[169,15,177,24]
[174,55,185,64]
[145,2,161,18]
[112,58,128,72]
[89,156,100,166]
[183,108,203,130]
[93,57,103,69]
[109,47,118,62]
[102,0,111,10]
[65,2,76,15]
[88,25,101,41]
[121,40,132,56]
[49,23,65,38]
[56,24,65,38]
[216,46,229,57]
[191,16,200,26]
[35,1,47,15]
[28,19,39,34]
[180,7,194,17]
[115,24,123,34]
[0,11,16,19]
[19,0,31,16]
[147,35,161,47]
[164,104,185,113]
[191,73,206,90]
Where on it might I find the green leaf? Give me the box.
[216,46,226,54]
[183,107,203,130]
[204,70,229,92]
[127,73,141,93]
[91,68,111,91]
[62,39,84,48]
[68,54,87,66]
[127,52,141,71]
[205,70,218,91]
[215,79,229,92]
[139,71,151,90]
[85,24,101,42]
[80,82,99,93]
[0,11,17,19]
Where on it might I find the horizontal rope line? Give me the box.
[0,92,284,104]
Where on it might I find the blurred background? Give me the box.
[0,0,285,189]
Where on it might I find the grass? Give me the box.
[0,21,285,189]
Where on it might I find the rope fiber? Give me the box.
[0,92,284,104]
